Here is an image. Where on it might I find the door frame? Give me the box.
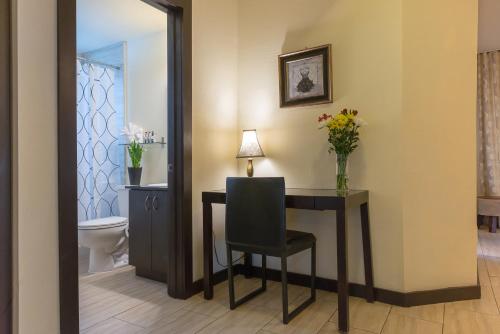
[0,0,12,332]
[57,0,192,332]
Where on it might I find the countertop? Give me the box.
[126,184,168,191]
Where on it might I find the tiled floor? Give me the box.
[79,227,500,333]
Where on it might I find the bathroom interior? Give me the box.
[76,0,169,286]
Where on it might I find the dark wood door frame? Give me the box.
[0,0,12,333]
[57,0,192,332]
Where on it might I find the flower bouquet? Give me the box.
[318,109,366,194]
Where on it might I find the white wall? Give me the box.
[12,0,60,332]
[127,30,168,185]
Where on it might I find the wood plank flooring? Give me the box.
[79,227,500,333]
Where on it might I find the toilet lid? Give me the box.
[78,216,128,230]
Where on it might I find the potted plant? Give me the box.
[123,123,145,185]
[318,109,366,194]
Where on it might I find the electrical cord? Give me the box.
[213,231,244,268]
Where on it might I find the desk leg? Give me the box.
[336,208,349,332]
[203,202,214,299]
[360,202,374,303]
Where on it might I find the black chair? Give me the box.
[225,177,316,324]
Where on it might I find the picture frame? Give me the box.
[278,44,333,108]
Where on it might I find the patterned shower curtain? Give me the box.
[77,60,125,222]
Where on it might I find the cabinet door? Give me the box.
[151,190,169,282]
[129,190,152,275]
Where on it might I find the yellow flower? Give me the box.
[335,114,348,127]
[326,119,337,129]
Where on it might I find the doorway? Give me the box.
[0,0,12,332]
[57,0,192,332]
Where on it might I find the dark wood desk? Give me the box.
[202,188,374,332]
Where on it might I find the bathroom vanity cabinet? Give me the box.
[128,187,169,283]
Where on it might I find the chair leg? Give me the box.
[281,256,289,324]
[227,245,236,309]
[262,254,267,290]
[280,248,316,324]
[226,250,266,310]
[311,242,316,301]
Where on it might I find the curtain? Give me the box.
[77,60,125,222]
[478,51,500,196]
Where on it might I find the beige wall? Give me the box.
[237,0,404,290]
[192,0,239,279]
[12,0,60,332]
[401,0,478,291]
[10,0,478,332]
[236,0,478,292]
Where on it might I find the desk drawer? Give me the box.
[286,196,314,209]
[314,197,344,210]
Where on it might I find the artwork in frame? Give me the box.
[279,44,333,108]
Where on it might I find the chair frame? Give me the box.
[226,244,316,324]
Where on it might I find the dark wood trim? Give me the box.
[243,266,481,307]
[57,0,79,332]
[0,0,12,332]
[193,266,481,308]
[57,0,192,332]
[143,0,193,300]
[165,0,193,299]
[191,265,245,296]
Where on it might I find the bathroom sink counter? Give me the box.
[126,184,168,191]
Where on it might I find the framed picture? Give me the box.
[278,44,332,108]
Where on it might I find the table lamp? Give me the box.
[237,129,265,177]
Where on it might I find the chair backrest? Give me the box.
[225,177,286,250]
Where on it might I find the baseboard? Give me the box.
[191,264,246,296]
[192,265,481,307]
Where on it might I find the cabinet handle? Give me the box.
[144,194,151,211]
[152,195,159,211]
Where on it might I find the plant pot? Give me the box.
[128,167,142,185]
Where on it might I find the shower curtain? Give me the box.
[77,59,125,222]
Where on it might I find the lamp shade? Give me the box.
[237,129,265,158]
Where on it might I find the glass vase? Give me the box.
[336,153,349,195]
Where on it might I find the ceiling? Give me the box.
[479,0,500,53]
[77,0,167,53]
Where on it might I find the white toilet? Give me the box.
[78,189,129,273]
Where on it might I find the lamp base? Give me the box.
[246,159,254,177]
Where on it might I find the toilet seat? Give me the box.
[78,216,128,230]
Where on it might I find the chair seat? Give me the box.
[286,229,316,256]
[286,229,315,243]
